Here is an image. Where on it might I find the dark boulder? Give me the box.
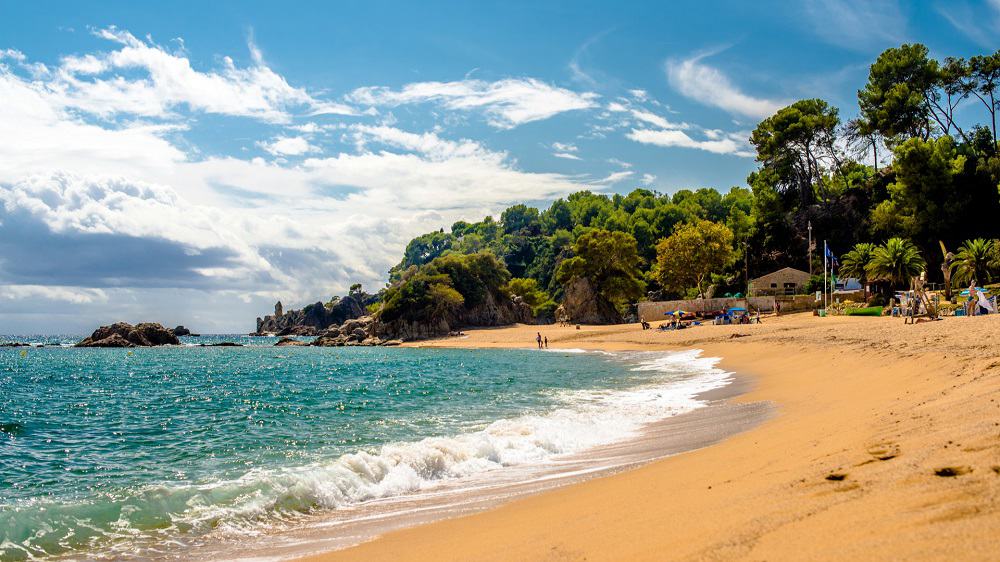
[76,322,180,347]
[172,325,192,337]
[274,337,309,347]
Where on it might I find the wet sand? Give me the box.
[296,313,1000,561]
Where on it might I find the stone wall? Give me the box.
[638,296,777,320]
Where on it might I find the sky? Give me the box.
[1,0,998,334]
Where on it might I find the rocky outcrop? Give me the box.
[255,294,367,335]
[312,316,386,346]
[559,277,622,325]
[375,291,534,342]
[172,325,192,337]
[76,322,180,347]
[275,337,309,347]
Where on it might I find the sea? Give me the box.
[0,335,738,561]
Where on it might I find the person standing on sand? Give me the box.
[544,336,548,348]
[536,332,542,349]
[967,282,977,317]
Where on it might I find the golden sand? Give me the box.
[299,313,1000,561]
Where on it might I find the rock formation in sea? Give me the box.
[376,291,533,342]
[172,325,192,337]
[255,292,370,336]
[559,277,622,324]
[76,322,180,347]
[274,337,309,347]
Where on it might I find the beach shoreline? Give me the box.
[294,313,1000,562]
[209,349,766,562]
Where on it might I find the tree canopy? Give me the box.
[655,220,735,298]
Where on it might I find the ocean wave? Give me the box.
[0,349,730,560]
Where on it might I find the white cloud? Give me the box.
[0,60,590,319]
[666,53,783,119]
[551,141,578,152]
[592,170,634,185]
[45,27,354,123]
[349,78,598,128]
[0,284,108,304]
[629,89,649,102]
[626,128,754,157]
[553,152,581,160]
[640,173,656,185]
[258,135,319,156]
[629,108,688,130]
[606,101,689,130]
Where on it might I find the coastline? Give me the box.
[210,349,764,562]
[295,313,1000,561]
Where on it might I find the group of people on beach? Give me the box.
[535,332,548,349]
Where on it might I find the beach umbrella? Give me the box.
[728,307,747,312]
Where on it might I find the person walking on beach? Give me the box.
[544,336,548,348]
[536,332,543,349]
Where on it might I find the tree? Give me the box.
[502,277,549,307]
[500,204,541,235]
[866,238,925,289]
[750,99,843,206]
[843,116,884,172]
[840,242,876,299]
[655,220,735,298]
[951,238,996,285]
[878,136,1000,260]
[555,229,645,309]
[967,52,1000,144]
[858,44,941,143]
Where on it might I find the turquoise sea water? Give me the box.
[0,338,730,561]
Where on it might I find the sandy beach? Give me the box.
[298,313,1000,561]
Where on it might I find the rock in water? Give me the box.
[274,337,309,347]
[172,325,192,337]
[76,322,180,347]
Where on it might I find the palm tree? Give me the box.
[840,243,876,300]
[951,238,995,285]
[866,238,926,290]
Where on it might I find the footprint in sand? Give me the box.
[934,466,972,477]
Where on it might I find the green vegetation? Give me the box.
[380,252,510,324]
[377,42,1000,322]
[866,238,926,290]
[951,238,997,284]
[555,229,646,310]
[655,220,735,299]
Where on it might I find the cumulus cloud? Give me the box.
[666,53,783,119]
[348,78,598,128]
[45,27,354,123]
[258,135,319,156]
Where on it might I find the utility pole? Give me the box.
[744,239,749,301]
[807,221,813,276]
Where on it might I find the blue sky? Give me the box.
[0,0,997,333]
